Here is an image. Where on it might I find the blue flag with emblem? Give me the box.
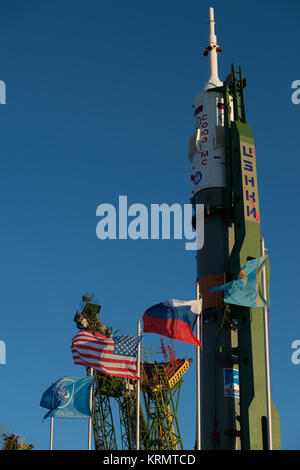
[210,255,269,308]
[40,376,94,420]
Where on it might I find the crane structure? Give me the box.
[73,294,192,450]
[141,339,192,450]
[0,426,33,450]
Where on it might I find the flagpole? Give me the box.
[49,417,54,450]
[49,381,54,450]
[136,320,141,450]
[261,237,273,450]
[196,282,202,450]
[88,368,94,450]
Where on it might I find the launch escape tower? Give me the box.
[188,8,281,450]
[73,294,191,450]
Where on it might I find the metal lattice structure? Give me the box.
[73,294,192,450]
[0,426,33,450]
[141,340,191,450]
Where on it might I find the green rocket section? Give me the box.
[222,65,281,449]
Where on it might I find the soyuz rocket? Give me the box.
[189,8,229,195]
[188,8,281,450]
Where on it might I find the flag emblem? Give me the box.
[210,256,268,308]
[193,171,202,185]
[55,379,74,408]
[114,335,141,357]
[40,376,94,419]
[194,105,203,116]
[71,330,141,381]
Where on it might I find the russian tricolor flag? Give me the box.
[143,299,202,347]
[194,105,203,117]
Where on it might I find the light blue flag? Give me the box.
[40,376,94,420]
[210,256,269,308]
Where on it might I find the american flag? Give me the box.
[71,330,141,381]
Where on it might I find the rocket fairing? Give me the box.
[189,89,227,194]
[188,7,234,197]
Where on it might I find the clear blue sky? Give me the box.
[0,0,299,450]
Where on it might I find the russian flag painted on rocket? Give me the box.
[143,299,202,347]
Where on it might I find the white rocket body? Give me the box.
[189,8,233,198]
